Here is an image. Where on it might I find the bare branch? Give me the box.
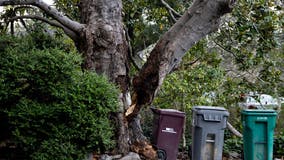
[13,5,37,12]
[19,18,28,30]
[160,0,182,17]
[169,57,201,73]
[10,20,14,35]
[169,10,177,22]
[213,39,238,59]
[185,57,200,66]
[0,0,84,33]
[10,15,61,29]
[227,122,242,138]
[124,25,141,70]
[10,15,79,41]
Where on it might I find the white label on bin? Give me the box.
[257,117,267,120]
[162,127,177,134]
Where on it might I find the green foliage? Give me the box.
[152,0,283,128]
[223,135,243,155]
[0,35,119,159]
[151,40,226,149]
[123,0,167,52]
[216,0,283,65]
[123,0,193,52]
[152,0,283,148]
[0,48,81,106]
[0,35,19,52]
[55,0,80,21]
[153,40,225,110]
[213,0,284,97]
[0,24,76,52]
[274,131,284,156]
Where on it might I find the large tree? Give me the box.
[0,0,236,158]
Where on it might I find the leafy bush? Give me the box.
[0,41,118,159]
[0,25,76,54]
[274,132,284,156]
[0,48,81,106]
[223,136,243,155]
[223,126,243,158]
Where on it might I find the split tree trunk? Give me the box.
[77,0,133,154]
[127,0,235,118]
[76,0,236,158]
[77,0,154,156]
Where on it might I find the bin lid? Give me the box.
[151,108,185,117]
[193,106,227,111]
[192,106,229,117]
[242,109,277,116]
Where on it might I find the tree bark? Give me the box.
[227,122,243,138]
[78,0,132,154]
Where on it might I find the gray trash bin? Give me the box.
[191,106,229,160]
[151,108,185,160]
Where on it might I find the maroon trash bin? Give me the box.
[151,108,186,160]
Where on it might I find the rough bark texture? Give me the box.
[77,0,131,154]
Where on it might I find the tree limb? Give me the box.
[10,20,14,35]
[13,5,37,12]
[124,25,141,71]
[19,17,28,30]
[169,10,178,22]
[172,57,201,72]
[227,122,242,138]
[10,15,79,41]
[0,0,84,33]
[160,0,182,17]
[127,0,236,119]
[10,15,62,29]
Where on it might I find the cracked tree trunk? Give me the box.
[77,0,132,154]
[128,0,235,118]
[72,0,236,158]
[76,0,156,157]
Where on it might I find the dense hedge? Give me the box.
[0,35,118,160]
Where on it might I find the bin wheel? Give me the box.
[157,149,166,160]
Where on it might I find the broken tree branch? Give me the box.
[127,0,236,118]
[227,122,243,138]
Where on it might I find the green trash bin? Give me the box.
[242,109,277,160]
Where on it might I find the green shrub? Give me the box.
[223,136,243,155]
[274,131,284,156]
[1,44,118,159]
[0,26,76,54]
[223,129,243,156]
[0,48,81,106]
